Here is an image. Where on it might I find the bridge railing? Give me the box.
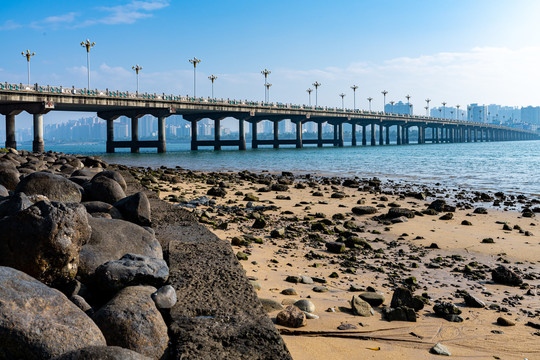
[0,81,537,134]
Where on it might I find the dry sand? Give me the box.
[141,168,540,360]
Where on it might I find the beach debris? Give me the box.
[430,342,451,356]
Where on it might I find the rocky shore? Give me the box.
[0,148,291,359]
[128,165,539,359]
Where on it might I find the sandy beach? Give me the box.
[133,166,540,360]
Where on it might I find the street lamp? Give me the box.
[306,88,313,106]
[405,94,411,115]
[80,39,95,89]
[21,49,35,85]
[261,69,271,102]
[339,93,346,109]
[456,105,460,120]
[389,101,395,113]
[442,102,447,119]
[312,82,321,106]
[189,57,201,97]
[367,97,373,111]
[265,83,272,102]
[208,75,217,99]
[350,85,358,110]
[132,65,142,94]
[381,90,388,112]
[425,98,431,116]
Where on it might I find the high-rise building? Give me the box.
[521,106,540,125]
[467,104,487,123]
[385,101,412,115]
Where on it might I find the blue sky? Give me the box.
[2,0,540,126]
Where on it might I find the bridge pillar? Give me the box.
[296,121,303,148]
[131,116,139,153]
[32,114,45,153]
[5,114,17,149]
[435,127,440,143]
[251,122,258,149]
[385,125,390,145]
[351,123,357,146]
[106,120,114,153]
[333,124,338,146]
[418,126,423,144]
[371,123,376,146]
[314,122,321,147]
[467,128,471,143]
[273,120,279,148]
[362,125,367,145]
[338,123,344,147]
[191,120,199,150]
[396,125,401,145]
[214,118,221,150]
[379,124,384,145]
[158,116,166,153]
[239,119,246,150]
[404,126,409,144]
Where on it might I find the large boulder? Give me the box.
[0,192,33,218]
[0,201,91,285]
[92,286,168,359]
[93,254,169,294]
[0,266,106,359]
[276,305,307,328]
[53,346,151,360]
[0,184,9,197]
[85,176,126,204]
[92,170,127,192]
[491,265,523,286]
[79,217,163,279]
[0,164,20,191]
[15,172,82,203]
[114,192,151,226]
[83,201,123,219]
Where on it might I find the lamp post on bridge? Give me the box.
[261,69,271,102]
[350,85,358,110]
[425,98,431,116]
[406,95,411,115]
[389,101,395,113]
[339,93,346,110]
[456,105,460,120]
[306,88,313,106]
[132,65,142,94]
[265,83,272,102]
[21,50,35,85]
[208,75,217,99]
[189,57,201,98]
[80,39,95,89]
[442,102,447,119]
[425,106,429,116]
[381,90,388,113]
[312,82,321,106]
[367,97,373,112]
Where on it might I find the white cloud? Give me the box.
[0,20,21,31]
[43,12,78,24]
[94,0,169,25]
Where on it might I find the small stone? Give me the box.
[259,298,284,313]
[285,275,302,284]
[349,285,364,292]
[497,316,515,326]
[294,299,315,313]
[312,286,328,293]
[359,292,385,307]
[151,285,177,309]
[281,288,298,296]
[276,306,306,328]
[461,220,472,226]
[250,281,262,291]
[445,314,464,322]
[351,295,374,317]
[325,242,346,254]
[481,238,494,243]
[337,323,357,330]
[473,207,488,214]
[304,312,319,320]
[430,342,451,356]
[236,251,249,261]
[300,276,314,284]
[433,302,462,318]
[463,293,485,308]
[439,213,453,220]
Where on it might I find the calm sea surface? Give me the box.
[19,140,540,196]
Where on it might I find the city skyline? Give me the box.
[3,1,540,128]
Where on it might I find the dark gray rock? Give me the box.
[0,201,91,285]
[382,306,417,322]
[473,207,488,214]
[0,266,106,359]
[351,206,377,215]
[433,302,462,317]
[463,293,486,308]
[430,342,451,356]
[92,170,127,192]
[294,299,315,313]
[70,295,94,316]
[491,265,523,286]
[0,192,33,218]
[259,298,284,313]
[85,176,126,204]
[0,184,8,197]
[53,346,151,360]
[207,186,227,197]
[497,316,515,326]
[114,192,151,226]
[0,165,20,191]
[151,285,177,309]
[92,286,168,359]
[276,305,306,328]
[387,207,415,219]
[351,295,374,316]
[83,201,123,219]
[94,254,169,294]
[15,171,82,202]
[79,217,163,279]
[325,241,346,254]
[428,200,455,212]
[359,292,385,307]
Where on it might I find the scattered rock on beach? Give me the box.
[491,265,523,286]
[351,295,374,317]
[15,171,82,203]
[430,342,451,356]
[294,299,315,313]
[276,306,306,328]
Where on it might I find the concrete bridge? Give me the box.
[1,82,538,153]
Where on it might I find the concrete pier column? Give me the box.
[191,120,198,150]
[273,120,279,149]
[296,121,303,148]
[467,128,471,143]
[317,122,323,147]
[251,122,258,149]
[418,126,423,144]
[239,119,246,150]
[333,124,338,146]
[404,127,409,144]
[5,114,17,149]
[131,116,139,153]
[370,123,376,146]
[435,127,440,143]
[338,123,344,147]
[385,125,390,145]
[362,125,367,145]
[379,124,384,145]
[106,119,114,153]
[32,114,45,153]
[351,123,357,146]
[214,118,221,150]
[157,116,166,153]
[396,125,402,145]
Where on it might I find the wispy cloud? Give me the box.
[0,20,21,31]
[43,12,78,24]
[80,0,169,26]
